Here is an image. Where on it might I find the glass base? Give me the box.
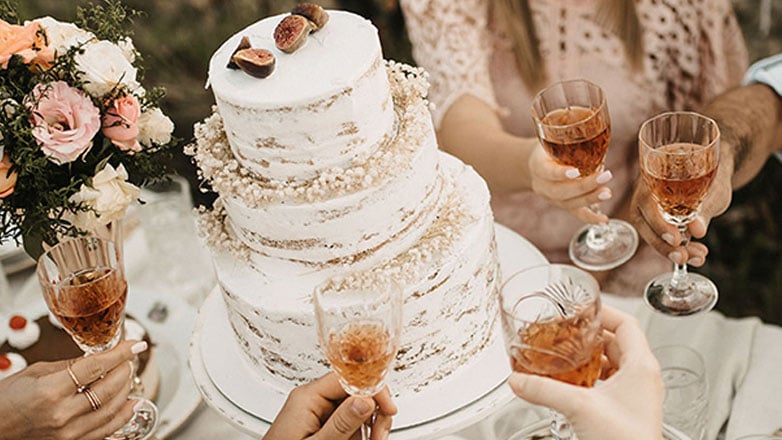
[644,272,718,317]
[568,219,639,272]
[104,397,158,440]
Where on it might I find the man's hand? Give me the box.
[629,155,733,265]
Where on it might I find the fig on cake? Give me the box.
[226,36,252,69]
[291,3,329,31]
[274,14,314,53]
[232,48,276,78]
[7,315,41,350]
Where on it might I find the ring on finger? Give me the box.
[83,386,102,411]
[67,359,88,393]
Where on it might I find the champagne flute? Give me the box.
[531,79,639,271]
[500,264,602,440]
[37,236,158,440]
[639,111,720,316]
[314,274,402,440]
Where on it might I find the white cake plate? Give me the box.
[189,223,547,438]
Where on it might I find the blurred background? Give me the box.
[17,0,782,324]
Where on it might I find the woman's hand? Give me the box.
[509,306,663,440]
[264,372,397,440]
[528,143,613,224]
[0,339,146,440]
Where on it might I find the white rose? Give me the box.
[32,17,95,55]
[138,107,174,147]
[75,41,140,97]
[67,163,140,230]
[117,36,136,63]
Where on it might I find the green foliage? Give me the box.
[76,0,142,43]
[0,0,19,23]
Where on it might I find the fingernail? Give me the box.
[565,168,580,179]
[351,398,372,416]
[668,251,682,263]
[694,215,707,229]
[596,170,613,184]
[688,257,704,266]
[662,233,676,246]
[598,188,612,201]
[133,400,144,412]
[131,341,148,354]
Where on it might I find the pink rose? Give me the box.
[0,153,17,198]
[27,81,101,164]
[102,94,141,153]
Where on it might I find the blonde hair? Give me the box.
[490,0,643,91]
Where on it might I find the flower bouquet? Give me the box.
[0,0,175,258]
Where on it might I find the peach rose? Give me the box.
[102,94,141,153]
[0,19,53,69]
[27,81,101,164]
[0,153,17,198]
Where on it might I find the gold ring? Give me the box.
[66,360,87,393]
[83,387,102,411]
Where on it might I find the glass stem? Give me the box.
[360,421,370,440]
[550,409,577,440]
[669,225,690,293]
[585,204,612,250]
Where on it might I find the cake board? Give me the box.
[189,223,548,438]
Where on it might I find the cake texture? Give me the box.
[189,9,501,397]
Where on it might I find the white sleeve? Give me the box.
[742,54,782,162]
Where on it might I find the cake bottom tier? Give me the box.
[213,153,500,397]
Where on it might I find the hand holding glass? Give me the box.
[314,276,402,440]
[531,79,638,271]
[500,264,602,439]
[37,236,158,440]
[639,111,720,316]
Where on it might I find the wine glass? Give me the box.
[499,264,602,439]
[531,79,639,271]
[37,236,158,440]
[313,274,402,440]
[638,111,720,316]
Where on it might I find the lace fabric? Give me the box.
[401,0,748,295]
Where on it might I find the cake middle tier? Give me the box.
[193,63,441,263]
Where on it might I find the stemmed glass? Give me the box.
[531,79,639,271]
[639,111,720,316]
[313,274,402,440]
[37,236,158,440]
[500,264,602,440]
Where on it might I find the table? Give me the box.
[4,227,781,439]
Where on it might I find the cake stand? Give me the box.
[189,223,548,438]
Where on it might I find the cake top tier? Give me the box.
[208,10,382,108]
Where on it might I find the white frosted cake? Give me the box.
[189,9,501,396]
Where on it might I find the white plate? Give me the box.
[16,288,201,439]
[191,223,548,438]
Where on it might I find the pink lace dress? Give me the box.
[401,0,748,295]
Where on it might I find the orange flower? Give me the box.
[0,153,18,198]
[0,19,53,69]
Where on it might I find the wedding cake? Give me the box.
[189,8,501,396]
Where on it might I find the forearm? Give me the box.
[438,94,537,194]
[702,84,782,189]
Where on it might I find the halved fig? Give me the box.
[233,48,276,78]
[291,3,329,31]
[274,14,314,53]
[227,36,252,69]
